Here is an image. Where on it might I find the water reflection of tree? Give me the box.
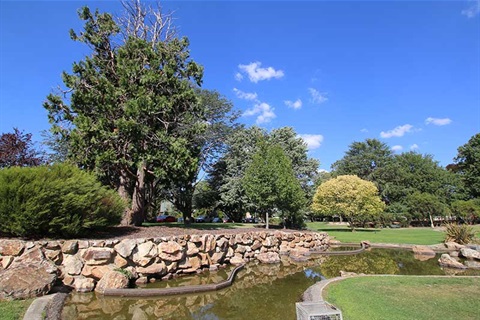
[319,250,399,278]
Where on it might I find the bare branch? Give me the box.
[119,0,177,45]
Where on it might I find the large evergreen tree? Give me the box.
[43,3,204,225]
[453,133,480,199]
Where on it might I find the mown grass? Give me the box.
[307,222,480,245]
[142,222,256,230]
[0,299,33,320]
[324,276,480,320]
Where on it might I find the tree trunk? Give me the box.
[429,213,435,228]
[119,168,133,226]
[265,211,269,229]
[131,161,146,226]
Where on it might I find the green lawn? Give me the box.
[0,299,33,320]
[306,222,480,245]
[324,276,480,320]
[142,222,256,230]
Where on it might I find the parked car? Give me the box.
[212,217,222,223]
[156,215,177,223]
[222,217,233,223]
[244,217,258,223]
[195,215,211,223]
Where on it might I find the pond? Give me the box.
[62,249,480,320]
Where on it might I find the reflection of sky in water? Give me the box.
[192,303,219,320]
[304,268,325,281]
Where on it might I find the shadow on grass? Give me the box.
[313,228,381,233]
[142,222,257,230]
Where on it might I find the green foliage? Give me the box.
[243,141,306,228]
[43,5,205,225]
[331,138,393,181]
[444,223,475,244]
[405,192,448,227]
[0,164,125,238]
[451,199,480,224]
[312,175,386,231]
[454,133,480,198]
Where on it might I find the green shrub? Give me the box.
[0,163,125,238]
[444,223,475,245]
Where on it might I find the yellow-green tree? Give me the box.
[312,175,385,231]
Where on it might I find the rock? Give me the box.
[201,235,217,252]
[82,264,114,280]
[64,255,84,275]
[61,241,79,254]
[45,241,61,250]
[83,248,114,265]
[412,245,436,256]
[186,242,199,256]
[135,277,148,285]
[158,241,184,262]
[45,249,62,264]
[444,242,465,250]
[230,254,245,265]
[289,248,311,262]
[114,239,137,259]
[178,256,202,273]
[1,256,14,269]
[0,240,25,256]
[209,251,226,264]
[114,255,129,268]
[73,276,96,293]
[464,260,480,269]
[0,263,57,299]
[132,242,156,267]
[136,261,167,276]
[438,254,467,269]
[460,248,480,260]
[95,270,130,294]
[256,252,280,264]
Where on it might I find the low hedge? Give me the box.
[0,163,125,238]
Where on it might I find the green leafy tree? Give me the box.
[454,133,480,198]
[312,175,385,231]
[159,89,239,223]
[209,126,318,222]
[451,199,480,224]
[43,3,204,225]
[377,152,459,207]
[405,192,448,228]
[243,141,305,229]
[331,139,393,181]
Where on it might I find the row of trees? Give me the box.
[1,1,478,230]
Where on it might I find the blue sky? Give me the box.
[1,1,479,171]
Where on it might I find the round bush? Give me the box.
[0,163,125,238]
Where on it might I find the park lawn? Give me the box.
[324,276,480,320]
[306,222,446,245]
[0,299,34,320]
[142,222,255,230]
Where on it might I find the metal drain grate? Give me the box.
[296,301,343,320]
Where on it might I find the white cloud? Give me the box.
[284,99,302,110]
[233,88,258,101]
[462,0,480,18]
[380,124,414,138]
[425,117,452,126]
[308,88,328,104]
[244,102,276,124]
[391,145,403,152]
[234,72,243,81]
[237,61,284,83]
[410,144,419,151]
[298,134,324,149]
[360,128,369,133]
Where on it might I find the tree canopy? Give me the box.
[243,141,305,228]
[312,175,385,230]
[0,128,44,168]
[43,4,205,225]
[454,133,480,199]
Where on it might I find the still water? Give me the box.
[62,249,480,320]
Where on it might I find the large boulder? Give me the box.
[95,270,130,294]
[0,240,25,256]
[0,247,57,299]
[438,254,467,269]
[412,245,436,261]
[460,248,480,260]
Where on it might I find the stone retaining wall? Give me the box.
[0,231,328,297]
